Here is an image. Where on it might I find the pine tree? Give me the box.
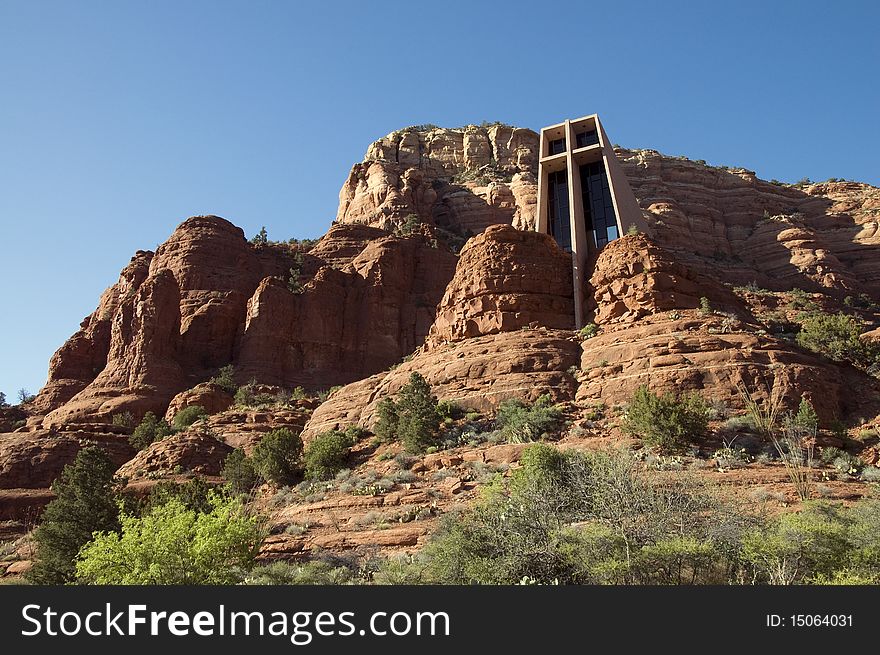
[395,372,440,453]
[28,446,121,584]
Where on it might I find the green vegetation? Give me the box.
[129,411,173,450]
[233,380,277,407]
[250,226,268,245]
[495,394,564,443]
[76,495,262,584]
[796,311,878,368]
[304,428,359,480]
[0,391,6,407]
[578,323,598,340]
[245,560,356,585]
[210,364,238,393]
[699,296,713,315]
[250,428,303,485]
[17,388,35,404]
[622,385,711,452]
[28,447,121,584]
[394,214,422,237]
[111,411,135,428]
[172,405,207,431]
[287,251,305,293]
[373,373,441,453]
[222,448,261,495]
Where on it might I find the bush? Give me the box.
[172,405,207,431]
[495,394,564,443]
[622,385,711,452]
[741,502,870,584]
[244,560,355,585]
[250,428,303,485]
[304,430,357,480]
[141,477,214,514]
[374,398,399,443]
[76,495,262,584]
[222,449,260,495]
[578,323,599,340]
[129,411,173,450]
[210,364,237,393]
[796,311,878,367]
[28,447,121,584]
[421,447,736,585]
[111,412,135,428]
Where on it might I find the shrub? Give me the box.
[172,405,207,430]
[578,323,599,340]
[251,226,268,245]
[495,394,564,443]
[699,297,713,315]
[222,449,260,495]
[142,477,213,514]
[111,412,135,428]
[76,495,262,584]
[129,411,173,450]
[304,430,357,480]
[622,385,711,452]
[251,428,303,485]
[397,373,441,453]
[741,502,863,584]
[374,398,399,443]
[17,388,35,404]
[421,447,736,585]
[28,447,121,584]
[436,399,463,422]
[796,311,878,367]
[244,560,355,585]
[210,364,237,393]
[0,391,7,407]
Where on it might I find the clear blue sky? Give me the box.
[1,0,877,401]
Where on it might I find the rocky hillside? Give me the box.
[3,122,880,576]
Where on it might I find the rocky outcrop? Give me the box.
[116,429,232,480]
[336,125,539,236]
[163,383,234,423]
[426,224,574,347]
[303,329,580,439]
[577,236,880,423]
[236,234,457,389]
[34,217,455,426]
[588,233,753,325]
[31,252,153,414]
[618,149,880,296]
[0,430,133,489]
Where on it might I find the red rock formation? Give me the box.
[116,429,232,480]
[236,234,457,389]
[577,236,880,423]
[302,329,581,440]
[0,430,133,489]
[31,251,152,414]
[426,224,574,347]
[617,149,880,296]
[336,125,539,235]
[163,383,234,423]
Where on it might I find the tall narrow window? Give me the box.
[547,169,571,252]
[579,161,618,250]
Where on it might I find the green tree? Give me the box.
[495,394,564,443]
[250,428,303,485]
[76,495,262,584]
[0,391,8,407]
[210,364,238,393]
[28,446,121,584]
[395,373,440,453]
[129,411,173,450]
[796,311,878,367]
[303,429,357,480]
[373,397,399,442]
[222,449,260,495]
[251,226,268,246]
[172,405,207,430]
[622,385,711,452]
